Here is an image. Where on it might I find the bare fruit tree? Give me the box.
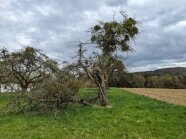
[77,12,138,106]
[0,46,59,93]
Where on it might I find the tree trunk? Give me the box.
[21,87,27,93]
[93,69,109,106]
[98,81,108,106]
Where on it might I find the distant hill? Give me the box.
[135,67,186,76]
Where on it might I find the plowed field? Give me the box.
[123,88,186,106]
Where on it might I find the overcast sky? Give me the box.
[0,0,186,72]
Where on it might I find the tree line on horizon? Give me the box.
[109,72,186,89]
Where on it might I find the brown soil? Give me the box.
[123,88,186,106]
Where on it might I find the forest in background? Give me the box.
[109,67,186,89]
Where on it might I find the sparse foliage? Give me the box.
[77,12,138,106]
[7,67,86,114]
[0,47,59,93]
[1,47,88,114]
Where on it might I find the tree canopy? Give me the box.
[91,13,138,54]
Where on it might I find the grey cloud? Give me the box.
[105,0,127,7]
[0,0,186,72]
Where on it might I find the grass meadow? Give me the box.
[0,88,186,139]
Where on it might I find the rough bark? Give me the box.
[98,81,108,106]
[94,69,108,106]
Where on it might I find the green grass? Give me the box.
[0,88,186,139]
